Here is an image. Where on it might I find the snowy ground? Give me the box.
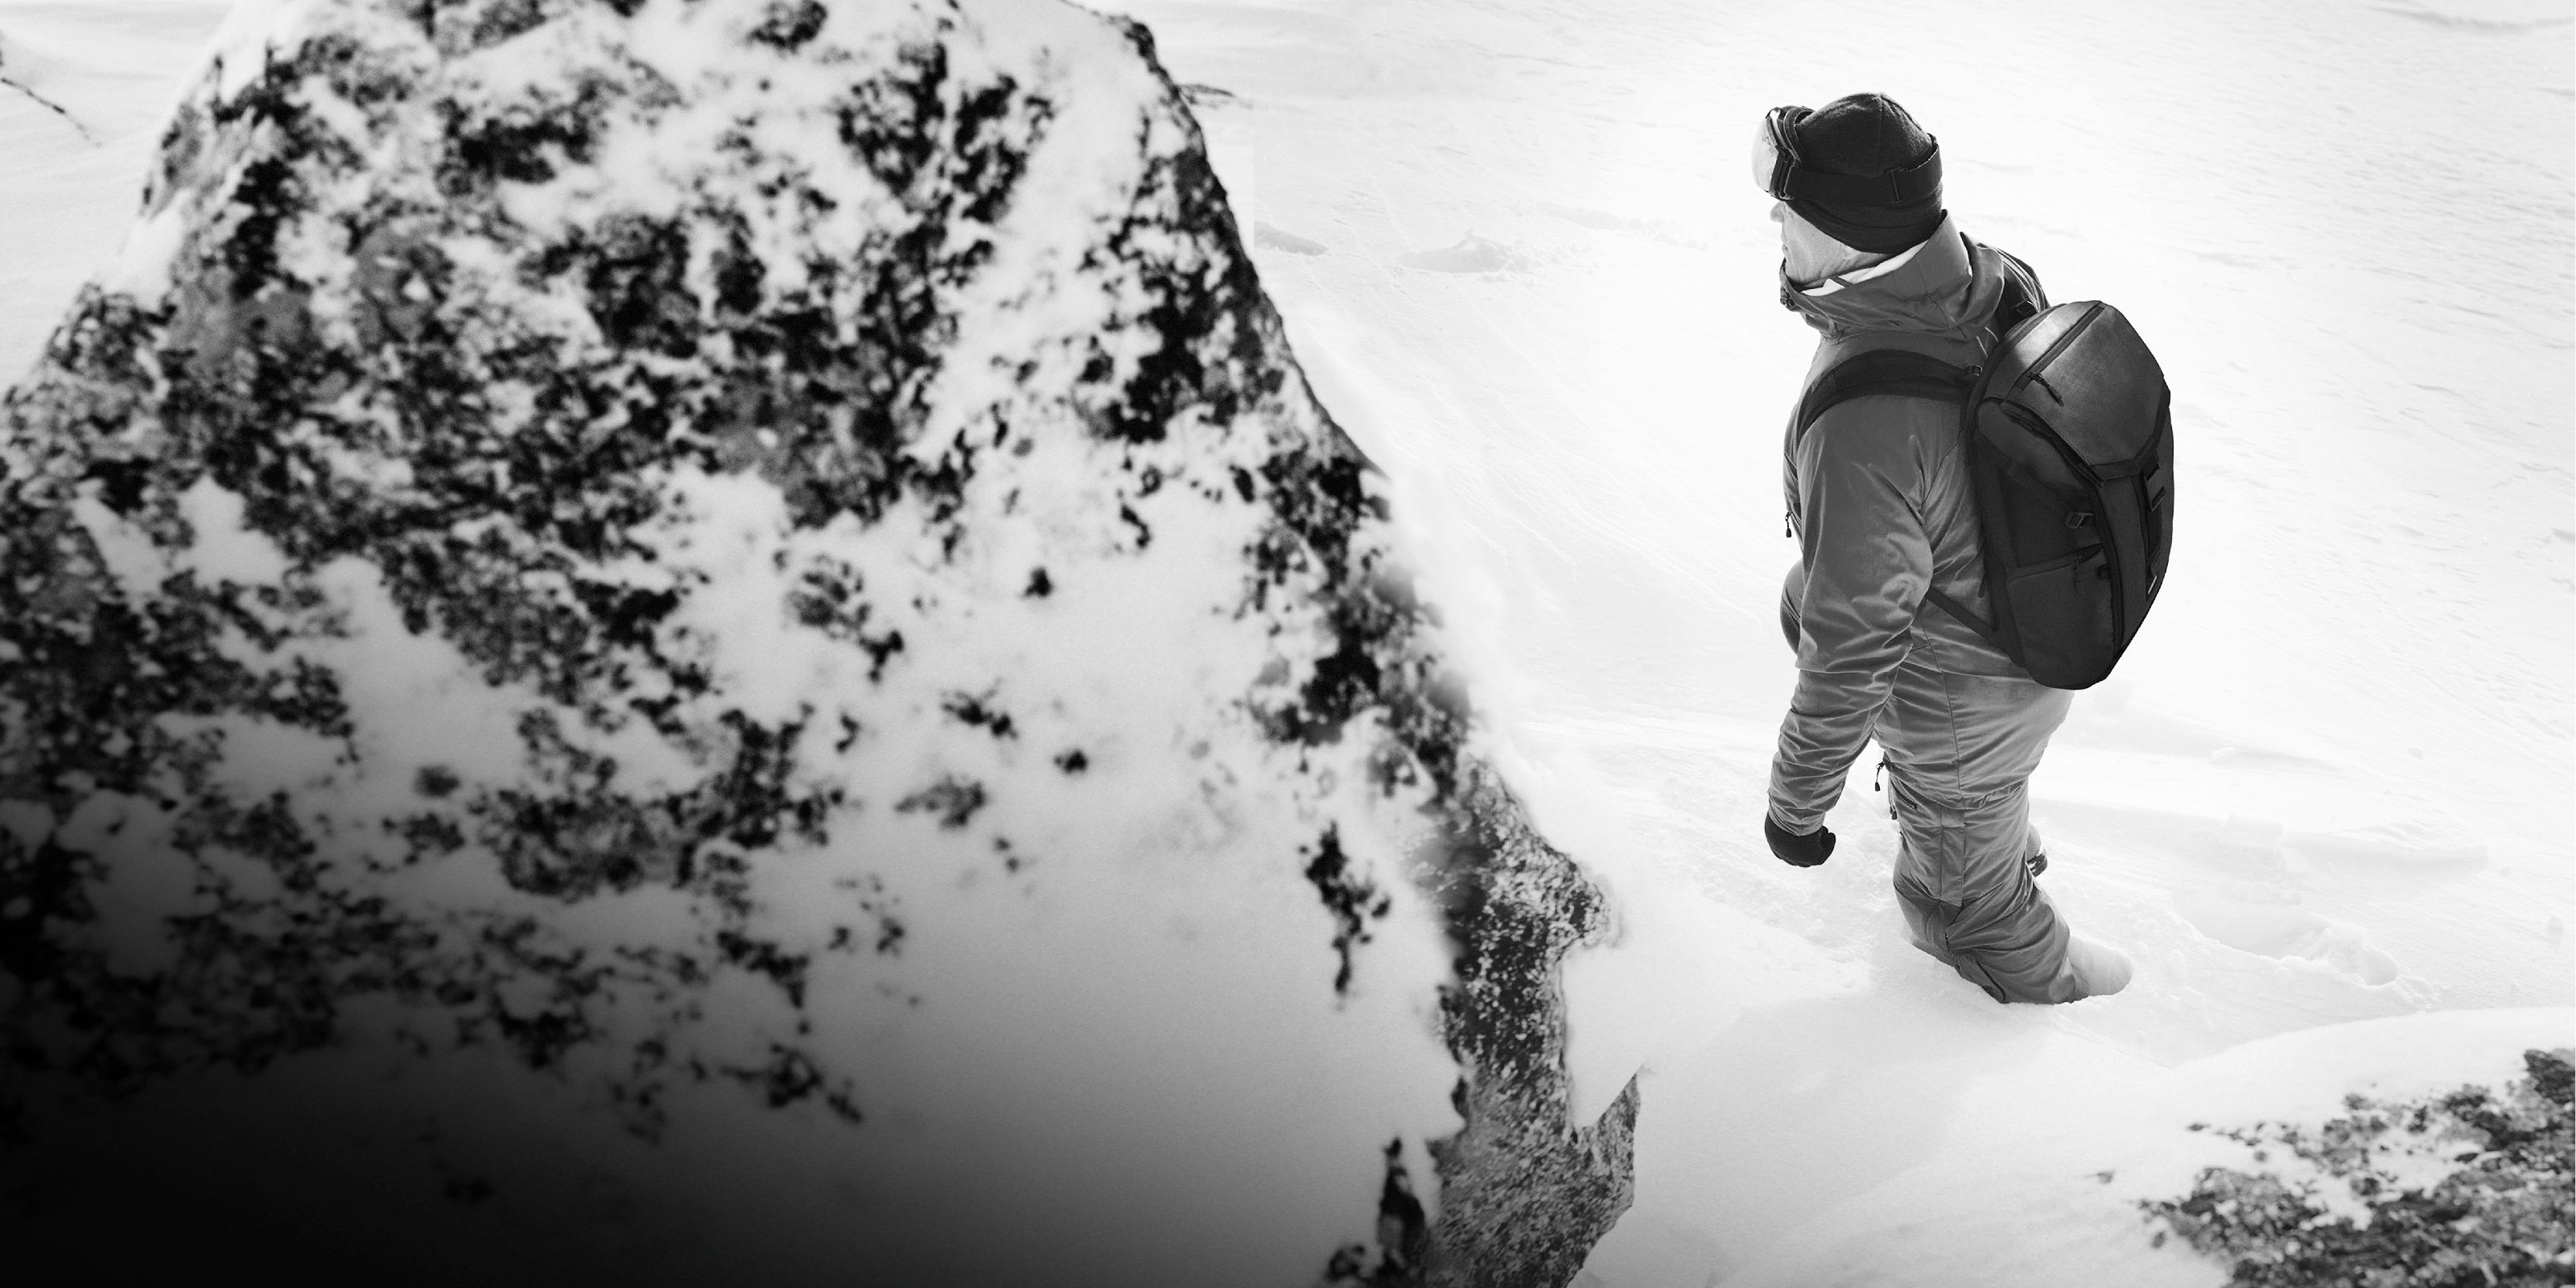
[1098,0,2576,1281]
[3,0,2570,1284]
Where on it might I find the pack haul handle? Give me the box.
[2011,302,2105,394]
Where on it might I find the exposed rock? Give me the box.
[2142,1048,2574,1286]
[0,0,1634,1283]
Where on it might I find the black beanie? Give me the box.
[1786,93,1945,254]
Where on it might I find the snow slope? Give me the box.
[2,0,2571,1284]
[1096,0,2575,1282]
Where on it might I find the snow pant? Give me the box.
[1874,655,2082,1004]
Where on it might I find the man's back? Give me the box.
[1777,223,2042,683]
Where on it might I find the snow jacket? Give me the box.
[1768,217,2047,832]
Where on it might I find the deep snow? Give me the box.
[2,0,2571,1284]
[1091,0,2576,1280]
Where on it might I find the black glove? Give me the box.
[1764,814,1835,868]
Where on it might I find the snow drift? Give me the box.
[0,0,1635,1282]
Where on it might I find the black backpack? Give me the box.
[1794,250,2173,689]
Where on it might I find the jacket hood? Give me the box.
[1778,215,2002,342]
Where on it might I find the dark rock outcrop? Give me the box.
[0,1,1634,1282]
[2143,1048,2574,1286]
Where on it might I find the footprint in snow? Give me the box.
[2173,891,2401,987]
[1252,221,1325,255]
[2281,819,2487,869]
[2372,1,2572,32]
[1542,204,1645,232]
[1396,233,1514,273]
[1538,204,1710,250]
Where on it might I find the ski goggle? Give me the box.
[1752,105,1943,204]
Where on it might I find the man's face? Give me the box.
[1774,201,1871,285]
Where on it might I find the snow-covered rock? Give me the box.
[0,0,1634,1282]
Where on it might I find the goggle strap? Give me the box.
[1776,149,1943,204]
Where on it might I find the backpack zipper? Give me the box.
[2013,302,2104,394]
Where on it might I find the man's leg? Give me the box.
[1886,777,2083,1002]
[1881,664,2121,1002]
[1892,779,2100,1001]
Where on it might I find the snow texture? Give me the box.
[4,0,2572,1284]
[0,1,1633,1282]
[1093,0,2570,1283]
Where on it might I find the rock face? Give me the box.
[0,1,1633,1283]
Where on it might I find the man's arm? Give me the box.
[1768,400,1935,833]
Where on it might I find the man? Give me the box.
[1757,93,2131,1003]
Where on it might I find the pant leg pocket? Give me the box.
[1887,774,1974,904]
[1892,874,2011,1004]
[1946,881,2076,1004]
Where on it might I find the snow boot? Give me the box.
[2063,935,2133,997]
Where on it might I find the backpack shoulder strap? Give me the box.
[1793,349,1976,444]
[1795,239,2045,444]
[1791,347,2005,646]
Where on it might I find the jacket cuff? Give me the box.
[1766,769,1838,835]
